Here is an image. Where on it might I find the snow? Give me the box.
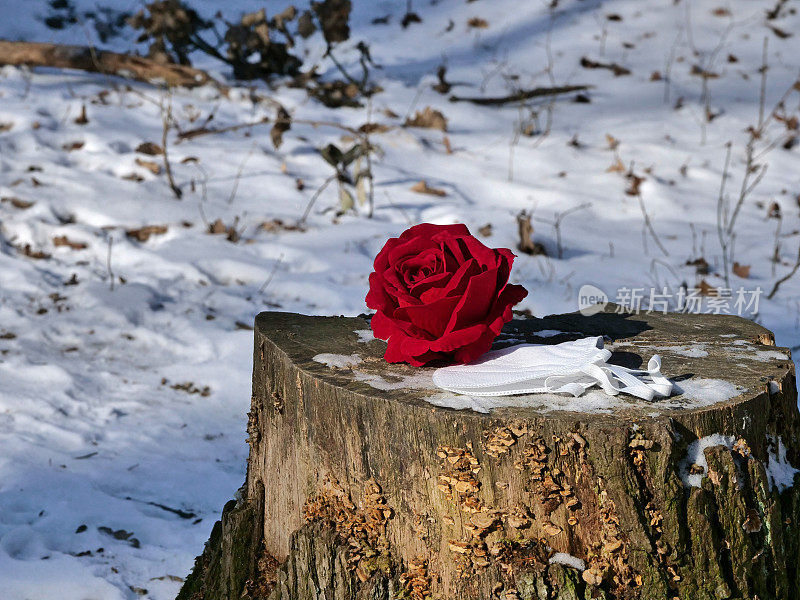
[681,434,735,487]
[1,0,800,596]
[313,353,362,369]
[353,370,433,392]
[766,436,800,491]
[673,379,742,406]
[681,434,799,489]
[532,330,569,338]
[549,552,586,572]
[669,345,709,358]
[354,329,375,343]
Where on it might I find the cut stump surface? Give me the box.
[178,308,800,600]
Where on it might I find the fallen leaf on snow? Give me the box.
[410,180,447,196]
[405,107,448,131]
[53,235,88,250]
[135,158,161,175]
[136,142,164,156]
[467,17,489,29]
[126,225,168,242]
[1,196,34,209]
[733,262,750,278]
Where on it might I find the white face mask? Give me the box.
[432,336,672,401]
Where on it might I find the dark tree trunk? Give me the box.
[179,308,800,600]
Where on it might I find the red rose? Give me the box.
[365,223,528,366]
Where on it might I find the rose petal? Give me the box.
[397,294,461,338]
[435,258,481,300]
[411,272,450,297]
[402,223,470,242]
[445,267,499,332]
[429,323,486,353]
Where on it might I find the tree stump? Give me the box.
[178,308,800,600]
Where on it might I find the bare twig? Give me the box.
[299,174,337,228]
[627,162,669,257]
[106,236,114,291]
[663,30,682,104]
[227,142,257,205]
[534,203,591,259]
[768,239,800,299]
[160,97,182,200]
[177,117,270,142]
[716,142,733,286]
[258,254,284,295]
[758,37,769,130]
[362,97,376,218]
[532,16,558,150]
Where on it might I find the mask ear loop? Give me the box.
[622,355,673,397]
[580,355,672,401]
[542,376,594,398]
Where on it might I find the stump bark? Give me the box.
[178,308,800,600]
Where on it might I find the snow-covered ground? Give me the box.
[1,0,799,597]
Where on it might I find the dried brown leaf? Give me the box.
[733,262,751,279]
[53,235,88,250]
[467,17,489,29]
[136,142,164,156]
[410,180,446,197]
[135,158,161,175]
[405,107,448,132]
[126,225,168,242]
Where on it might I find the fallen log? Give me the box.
[0,40,215,89]
[449,85,590,105]
[179,307,800,599]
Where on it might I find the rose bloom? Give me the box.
[365,223,528,366]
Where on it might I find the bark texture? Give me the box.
[178,308,800,600]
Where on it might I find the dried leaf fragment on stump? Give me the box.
[742,508,762,533]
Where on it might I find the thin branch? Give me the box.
[160,97,182,200]
[258,254,284,294]
[768,239,800,299]
[106,236,115,291]
[636,190,669,257]
[298,174,337,227]
[227,142,257,205]
[716,142,733,286]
